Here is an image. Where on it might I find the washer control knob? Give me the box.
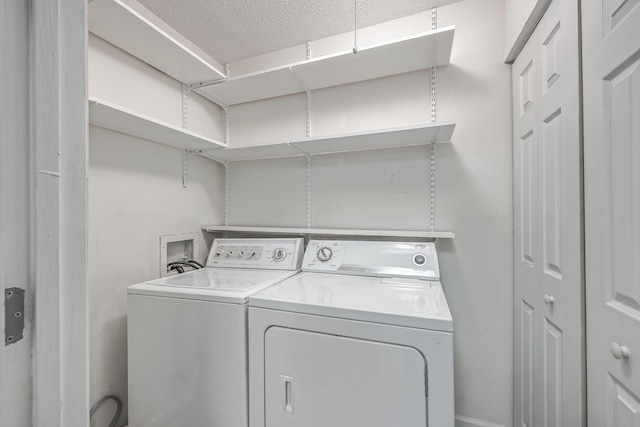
[272,248,286,262]
[249,251,257,259]
[413,254,427,266]
[317,247,333,262]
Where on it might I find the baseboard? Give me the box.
[456,414,509,427]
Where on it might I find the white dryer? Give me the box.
[249,240,454,427]
[127,238,304,427]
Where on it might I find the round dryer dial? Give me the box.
[316,247,333,262]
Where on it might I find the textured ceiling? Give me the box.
[137,0,460,64]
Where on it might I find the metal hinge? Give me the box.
[5,288,25,345]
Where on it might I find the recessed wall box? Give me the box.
[160,232,199,277]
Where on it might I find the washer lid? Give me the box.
[128,268,300,304]
[249,272,453,332]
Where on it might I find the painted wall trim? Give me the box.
[504,0,553,63]
[31,0,89,426]
[456,414,509,427]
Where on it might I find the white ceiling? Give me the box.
[137,0,461,64]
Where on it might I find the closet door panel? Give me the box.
[520,301,535,427]
[543,319,563,427]
[513,0,584,425]
[541,108,563,280]
[513,40,540,427]
[536,1,584,424]
[583,0,640,421]
[606,374,640,426]
[606,60,640,317]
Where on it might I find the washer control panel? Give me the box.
[304,241,347,271]
[302,240,439,280]
[206,238,304,270]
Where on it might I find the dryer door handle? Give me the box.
[281,375,294,415]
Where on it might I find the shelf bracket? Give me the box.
[182,149,203,188]
[192,89,230,147]
[188,65,231,147]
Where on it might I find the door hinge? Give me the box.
[5,287,25,345]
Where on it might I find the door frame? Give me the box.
[1,0,89,425]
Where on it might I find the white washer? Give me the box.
[249,240,454,427]
[127,238,304,427]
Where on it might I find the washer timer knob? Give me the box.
[317,247,333,262]
[413,254,427,266]
[272,248,286,262]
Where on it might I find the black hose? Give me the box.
[170,265,185,274]
[90,395,122,427]
[187,260,204,269]
[167,261,204,272]
[167,261,198,269]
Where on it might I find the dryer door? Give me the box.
[264,326,427,427]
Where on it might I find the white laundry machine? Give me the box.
[127,238,304,427]
[249,239,454,427]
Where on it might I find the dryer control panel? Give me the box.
[206,238,304,270]
[302,240,439,280]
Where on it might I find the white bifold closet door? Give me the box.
[582,0,640,423]
[512,0,584,425]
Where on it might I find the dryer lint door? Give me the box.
[264,327,427,427]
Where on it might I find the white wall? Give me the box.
[88,35,225,427]
[438,2,513,425]
[228,0,513,425]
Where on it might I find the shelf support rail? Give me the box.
[200,156,230,225]
[182,149,203,188]
[180,81,231,190]
[289,69,312,138]
[290,44,314,229]
[224,160,229,226]
[181,84,195,188]
[429,8,438,232]
[183,65,231,221]
[289,145,313,229]
[181,83,189,130]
